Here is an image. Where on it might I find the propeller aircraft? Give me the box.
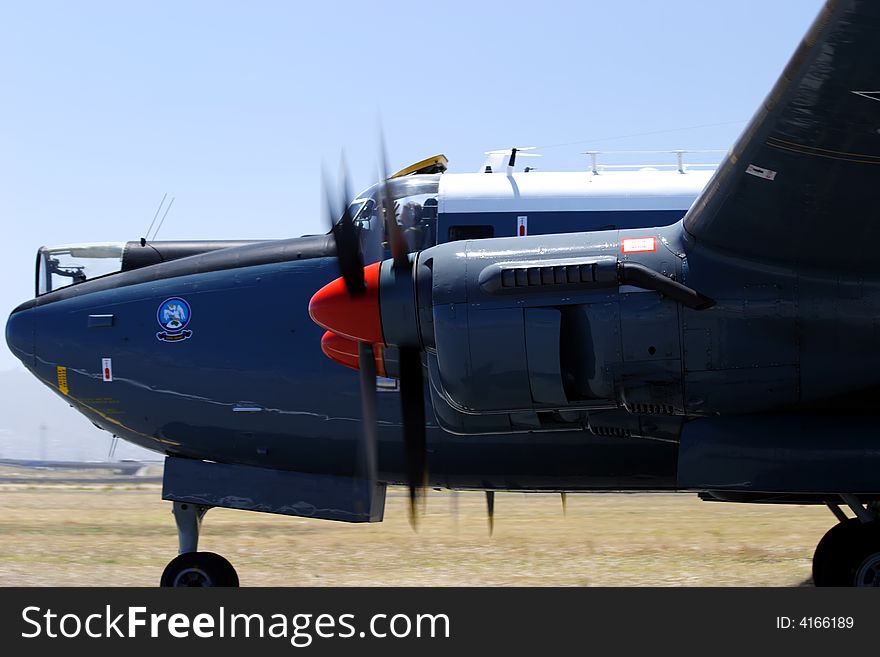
[8,0,879,587]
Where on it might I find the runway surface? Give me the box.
[0,480,833,586]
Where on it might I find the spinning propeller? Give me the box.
[325,164,366,296]
[319,162,379,499]
[312,140,427,526]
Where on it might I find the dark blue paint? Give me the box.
[163,456,386,522]
[679,415,880,493]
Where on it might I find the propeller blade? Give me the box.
[450,490,459,530]
[357,342,379,488]
[398,345,427,527]
[377,129,409,269]
[486,491,495,536]
[324,162,366,296]
[561,492,567,517]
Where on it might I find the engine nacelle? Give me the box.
[381,226,699,428]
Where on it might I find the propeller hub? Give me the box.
[320,331,386,376]
[309,262,384,344]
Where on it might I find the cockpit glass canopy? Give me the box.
[36,243,126,296]
[344,174,440,254]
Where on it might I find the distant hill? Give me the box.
[0,367,158,461]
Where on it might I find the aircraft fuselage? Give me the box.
[6,234,678,491]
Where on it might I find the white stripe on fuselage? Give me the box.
[438,169,714,214]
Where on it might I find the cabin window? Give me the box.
[447,225,495,242]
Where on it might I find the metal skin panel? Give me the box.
[524,308,567,406]
[619,291,679,363]
[679,415,880,494]
[162,457,386,523]
[681,237,880,411]
[796,273,880,404]
[559,301,620,404]
[437,307,533,413]
[427,351,590,436]
[5,308,34,368]
[121,240,264,273]
[426,353,514,435]
[684,367,799,416]
[682,328,712,372]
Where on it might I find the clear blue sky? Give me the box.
[1,0,825,370]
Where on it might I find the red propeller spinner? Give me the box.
[320,330,386,375]
[308,261,384,345]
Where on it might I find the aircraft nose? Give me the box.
[5,304,35,368]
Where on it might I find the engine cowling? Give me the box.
[416,238,689,421]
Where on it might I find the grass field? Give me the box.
[0,480,837,586]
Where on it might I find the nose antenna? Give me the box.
[140,193,175,245]
[149,196,175,242]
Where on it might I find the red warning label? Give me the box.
[621,237,656,254]
[102,358,113,382]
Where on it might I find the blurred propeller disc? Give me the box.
[377,129,409,269]
[323,160,378,508]
[486,491,495,536]
[398,345,427,527]
[357,341,379,490]
[324,162,366,296]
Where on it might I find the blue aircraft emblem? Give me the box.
[156,297,193,342]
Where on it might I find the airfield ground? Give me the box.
[0,474,836,586]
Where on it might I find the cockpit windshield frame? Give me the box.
[35,242,127,297]
[340,174,441,255]
[340,175,441,225]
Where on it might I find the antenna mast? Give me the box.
[150,196,175,241]
[141,193,168,245]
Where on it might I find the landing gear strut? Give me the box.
[812,496,880,587]
[160,502,239,587]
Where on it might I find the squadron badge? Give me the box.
[156,297,193,342]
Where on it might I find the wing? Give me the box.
[683,0,880,272]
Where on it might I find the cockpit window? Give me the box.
[343,174,441,254]
[36,243,126,296]
[347,199,367,222]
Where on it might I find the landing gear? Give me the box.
[812,497,880,587]
[160,551,239,587]
[160,501,240,587]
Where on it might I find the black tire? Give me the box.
[813,519,880,587]
[160,551,240,587]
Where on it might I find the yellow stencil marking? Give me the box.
[56,366,69,395]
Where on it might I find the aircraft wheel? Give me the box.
[812,518,880,587]
[160,551,240,587]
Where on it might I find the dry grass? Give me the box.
[0,484,834,586]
